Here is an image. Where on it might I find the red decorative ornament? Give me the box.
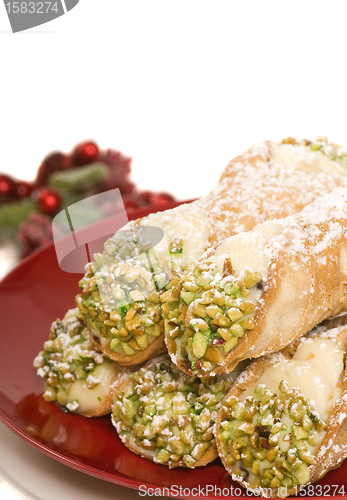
[0,140,176,261]
[0,174,16,198]
[72,141,99,166]
[37,188,62,214]
[150,193,176,205]
[16,181,33,199]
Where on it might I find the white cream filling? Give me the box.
[228,337,345,485]
[122,204,211,266]
[211,220,285,281]
[252,338,344,421]
[145,205,211,264]
[271,143,347,177]
[66,362,118,414]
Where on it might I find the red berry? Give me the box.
[37,188,62,214]
[72,141,99,166]
[150,193,175,205]
[0,174,16,197]
[16,181,33,199]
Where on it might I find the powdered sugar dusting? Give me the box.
[197,142,347,248]
[264,187,347,267]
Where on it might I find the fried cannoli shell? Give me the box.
[217,188,347,374]
[200,143,347,248]
[215,327,347,497]
[82,405,111,418]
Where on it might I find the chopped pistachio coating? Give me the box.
[282,137,347,168]
[162,259,262,376]
[77,227,174,358]
[33,308,117,414]
[217,380,326,493]
[112,355,233,468]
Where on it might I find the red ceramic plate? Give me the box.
[0,202,345,499]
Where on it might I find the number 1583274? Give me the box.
[5,2,60,14]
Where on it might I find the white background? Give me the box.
[1,1,347,200]
[1,2,347,498]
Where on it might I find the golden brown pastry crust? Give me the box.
[200,143,347,248]
[217,188,347,375]
[81,398,113,418]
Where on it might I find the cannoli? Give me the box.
[77,139,347,366]
[77,208,212,365]
[215,326,347,498]
[111,354,247,468]
[33,308,133,417]
[164,187,347,377]
[200,137,347,247]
